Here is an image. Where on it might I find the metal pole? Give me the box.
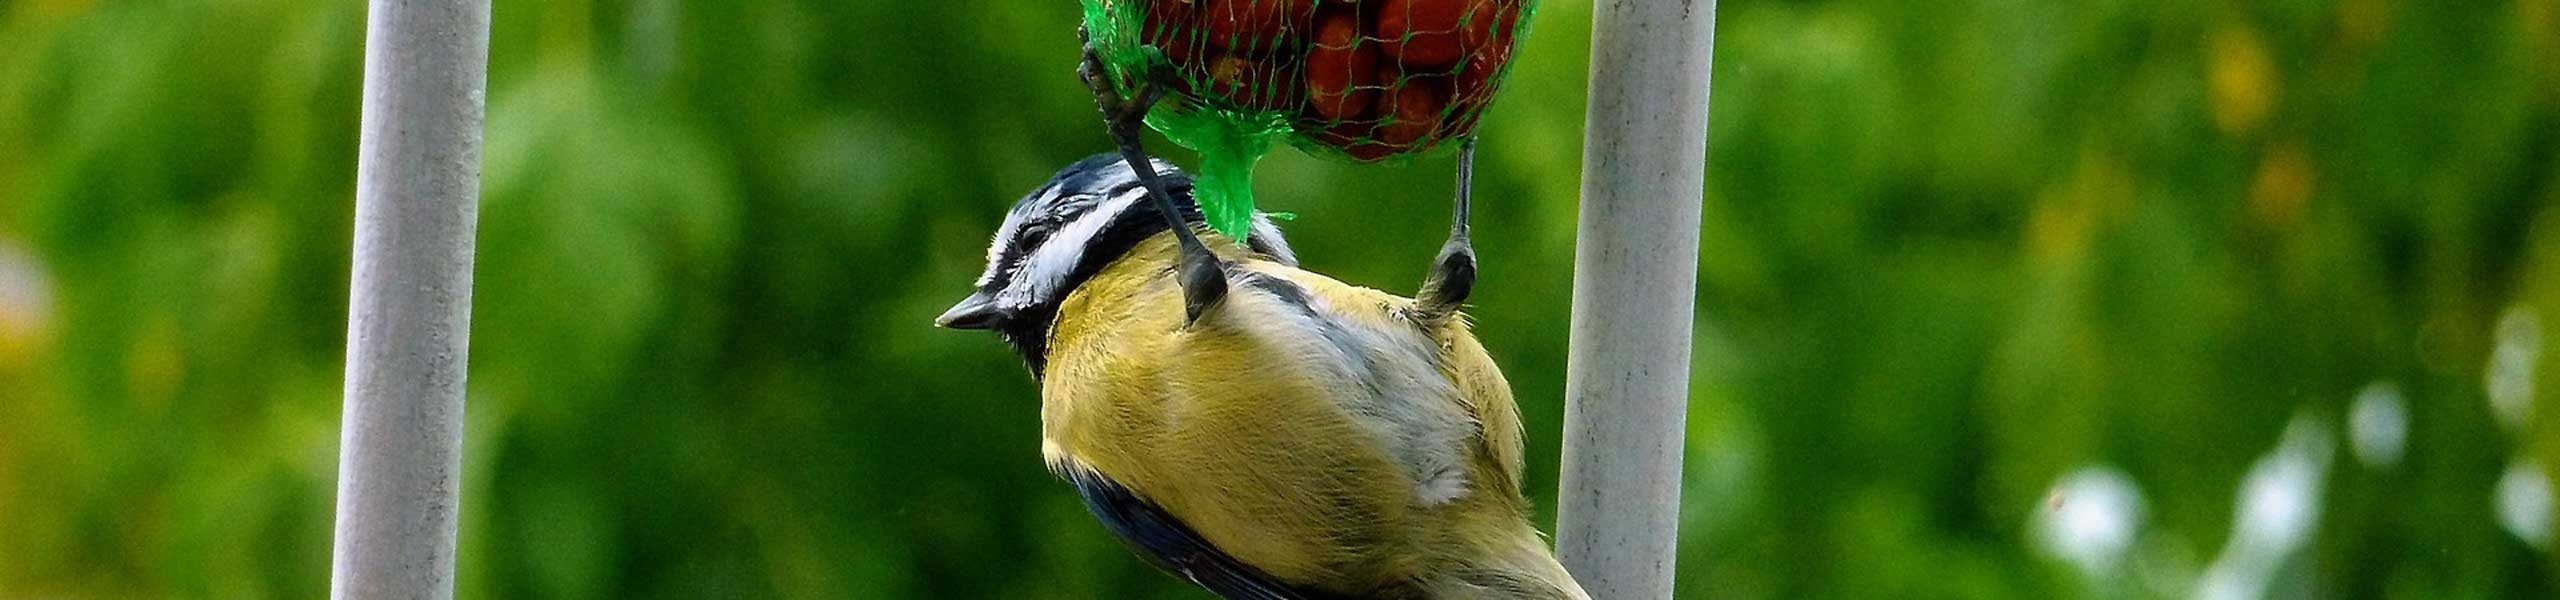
[1554,0,1718,597]
[331,0,489,597]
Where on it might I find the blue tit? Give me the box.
[939,152,1589,600]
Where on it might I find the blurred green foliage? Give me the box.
[2,0,2558,598]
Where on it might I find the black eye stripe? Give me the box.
[982,156,1194,297]
[992,192,1100,282]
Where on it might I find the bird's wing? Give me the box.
[1232,267,1506,506]
[1059,464,1346,600]
[1432,318,1528,495]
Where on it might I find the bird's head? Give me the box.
[937,155,1296,371]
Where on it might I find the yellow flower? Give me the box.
[2207,26,2278,138]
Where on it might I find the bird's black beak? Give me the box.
[935,292,1002,330]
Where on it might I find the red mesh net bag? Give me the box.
[1081,0,1535,237]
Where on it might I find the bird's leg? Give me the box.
[1414,138,1478,323]
[1081,38,1228,325]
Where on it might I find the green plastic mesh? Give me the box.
[1080,0,1538,239]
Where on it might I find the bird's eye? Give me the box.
[1020,195,1095,239]
[996,193,1098,279]
[1019,219,1061,245]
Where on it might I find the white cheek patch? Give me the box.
[979,189,1049,289]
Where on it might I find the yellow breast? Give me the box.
[1035,232,1537,591]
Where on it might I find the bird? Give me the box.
[937,153,1589,599]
